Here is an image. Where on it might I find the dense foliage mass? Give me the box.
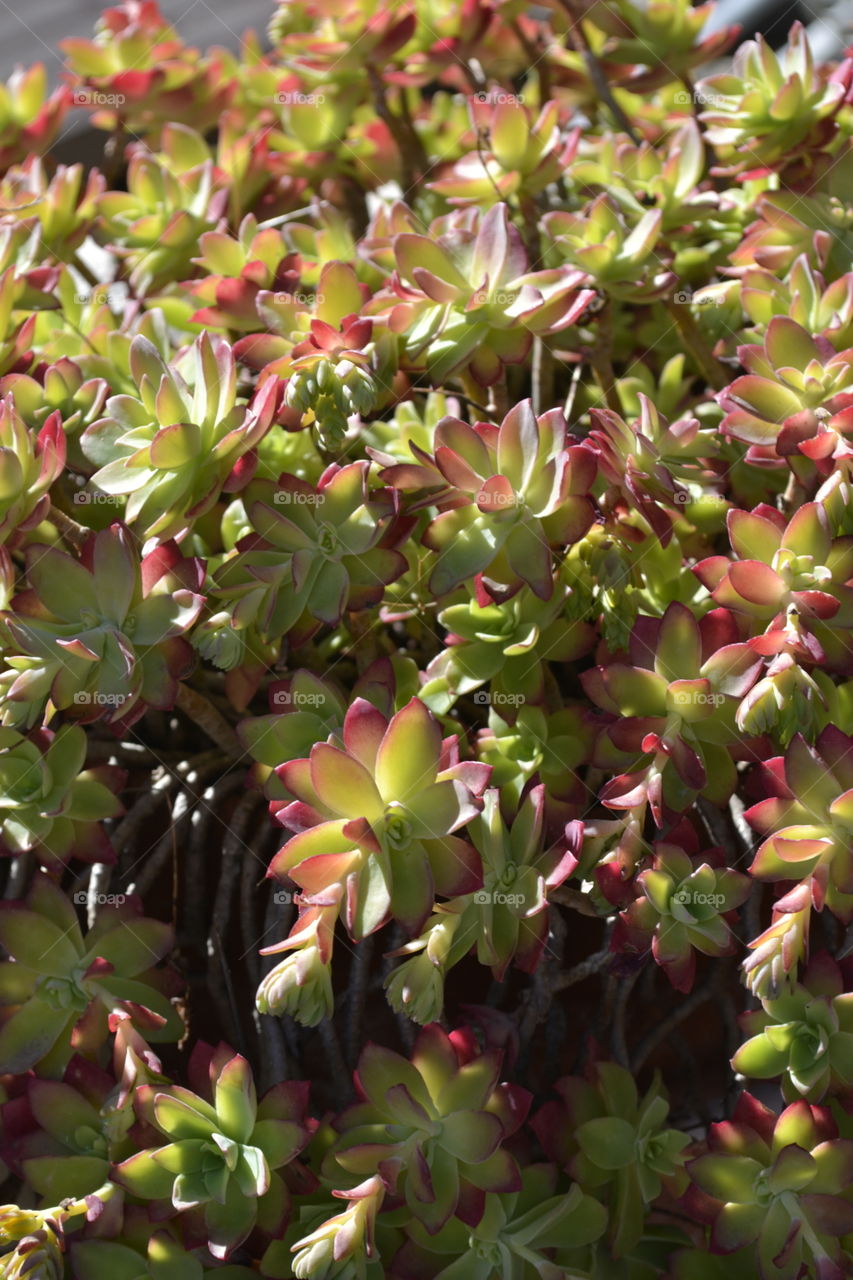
[1,0,853,1275]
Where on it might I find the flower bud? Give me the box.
[192,611,244,670]
[256,943,333,1026]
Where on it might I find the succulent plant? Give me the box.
[378,399,596,600]
[372,203,594,385]
[211,461,408,651]
[0,395,65,545]
[384,786,581,1022]
[0,523,205,730]
[0,723,123,868]
[288,1175,385,1279]
[0,65,69,174]
[81,333,280,541]
[532,1062,691,1256]
[687,1092,853,1280]
[330,1024,529,1234]
[694,501,853,671]
[732,952,853,1102]
[719,317,853,466]
[545,197,674,301]
[115,1045,314,1258]
[0,871,181,1075]
[745,727,853,921]
[582,601,762,819]
[615,842,751,991]
[397,1165,608,1279]
[266,695,489,943]
[697,23,851,173]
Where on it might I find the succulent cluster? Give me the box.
[1,1,853,1277]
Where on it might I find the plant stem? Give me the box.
[49,503,90,551]
[664,297,728,392]
[174,681,242,757]
[556,0,639,143]
[587,299,622,412]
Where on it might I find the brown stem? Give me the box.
[663,297,728,392]
[368,69,427,196]
[49,503,91,552]
[174,681,242,758]
[556,0,639,142]
[587,299,622,413]
[510,20,551,103]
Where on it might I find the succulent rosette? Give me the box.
[0,872,181,1075]
[582,601,763,819]
[215,461,409,648]
[0,723,123,869]
[420,578,595,715]
[329,1024,529,1234]
[544,197,674,301]
[719,317,853,466]
[697,23,852,172]
[532,1062,691,1257]
[94,146,228,296]
[0,396,65,546]
[378,399,596,600]
[745,728,853,921]
[115,1044,314,1259]
[732,952,853,1102]
[429,97,579,208]
[372,203,594,385]
[615,842,752,992]
[396,1166,607,1279]
[267,695,490,937]
[384,786,582,1022]
[687,1092,853,1280]
[0,523,204,730]
[81,333,280,541]
[0,65,70,174]
[695,501,853,670]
